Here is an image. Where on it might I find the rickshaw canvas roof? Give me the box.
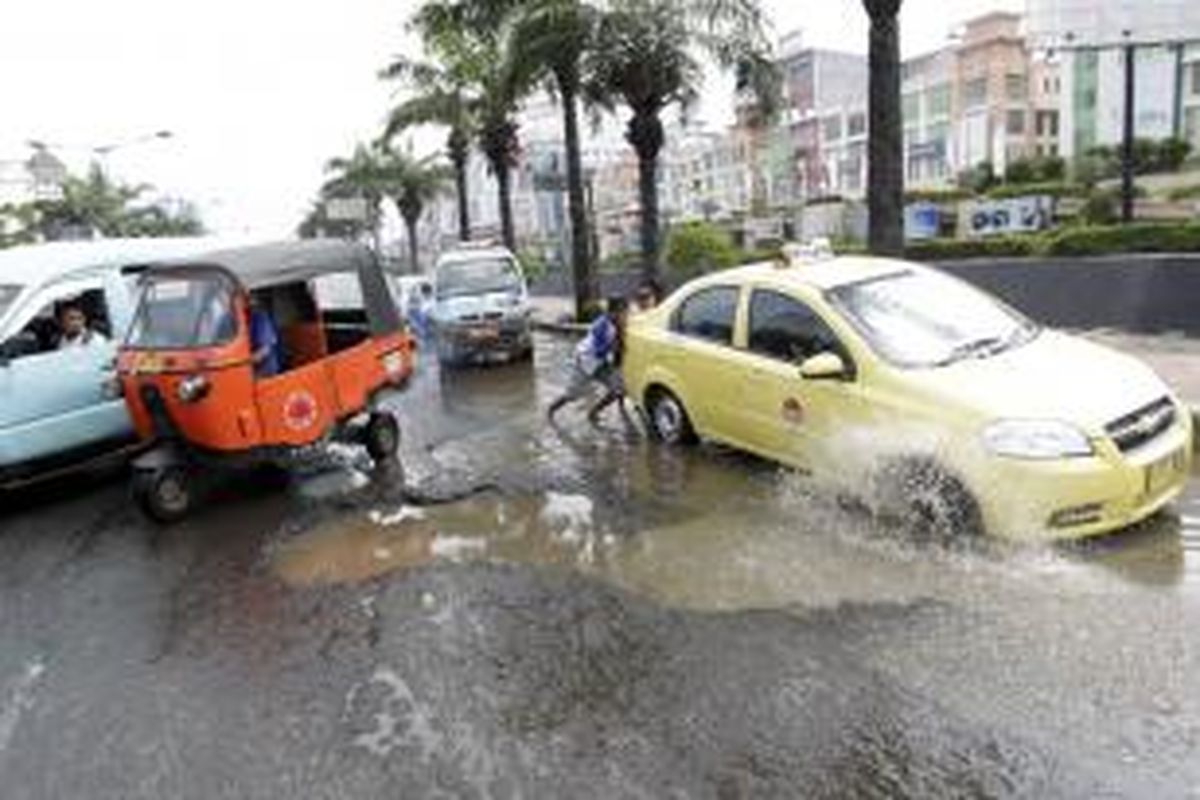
[178,239,375,290]
[154,239,404,336]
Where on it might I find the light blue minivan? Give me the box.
[0,238,229,487]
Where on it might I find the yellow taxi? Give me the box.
[623,251,1193,542]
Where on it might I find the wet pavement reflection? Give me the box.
[2,332,1200,797]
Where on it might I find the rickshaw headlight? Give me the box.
[177,374,211,404]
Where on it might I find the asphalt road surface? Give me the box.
[1,333,1198,798]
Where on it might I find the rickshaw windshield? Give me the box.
[127,274,238,349]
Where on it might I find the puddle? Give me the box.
[271,331,1200,612]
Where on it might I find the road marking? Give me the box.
[0,659,46,754]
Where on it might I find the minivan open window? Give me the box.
[0,285,20,321]
[128,275,237,349]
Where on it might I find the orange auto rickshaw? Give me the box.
[117,240,414,521]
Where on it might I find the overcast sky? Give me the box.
[1,0,1021,237]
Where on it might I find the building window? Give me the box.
[928,83,950,117]
[1006,110,1025,135]
[965,77,988,108]
[1049,110,1059,137]
[902,92,919,122]
[1192,62,1200,96]
[928,123,949,155]
[1083,88,1097,110]
[1005,74,1027,102]
[823,115,842,141]
[847,112,866,137]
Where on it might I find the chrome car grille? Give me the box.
[1105,396,1176,453]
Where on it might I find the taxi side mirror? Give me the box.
[799,352,847,380]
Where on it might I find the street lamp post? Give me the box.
[1120,31,1136,223]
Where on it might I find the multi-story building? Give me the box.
[1027,0,1200,157]
[901,49,955,188]
[778,33,869,199]
[947,11,1059,178]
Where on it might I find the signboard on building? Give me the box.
[904,202,940,240]
[325,197,369,221]
[962,196,1055,238]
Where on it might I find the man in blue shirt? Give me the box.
[249,297,282,378]
[547,296,629,425]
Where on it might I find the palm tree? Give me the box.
[381,57,476,242]
[386,151,453,273]
[403,0,536,253]
[863,0,904,255]
[323,145,390,251]
[586,0,779,279]
[507,0,602,318]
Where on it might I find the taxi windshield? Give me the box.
[437,258,520,299]
[0,284,20,321]
[127,275,237,349]
[827,270,1038,368]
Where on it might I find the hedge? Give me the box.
[1042,223,1200,256]
[903,223,1200,261]
[904,234,1043,261]
[984,181,1087,200]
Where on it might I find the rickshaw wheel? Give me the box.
[132,466,193,524]
[364,412,400,461]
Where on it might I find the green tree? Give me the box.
[2,164,204,245]
[665,220,737,275]
[585,0,779,280]
[863,0,904,255]
[507,0,603,319]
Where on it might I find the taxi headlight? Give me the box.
[982,419,1093,459]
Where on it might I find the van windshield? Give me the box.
[437,258,520,299]
[127,275,238,349]
[0,285,20,321]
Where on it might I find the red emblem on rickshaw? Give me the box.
[284,390,319,431]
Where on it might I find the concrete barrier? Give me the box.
[937,254,1200,337]
[535,254,1200,337]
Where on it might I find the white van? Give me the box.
[431,245,532,365]
[0,238,230,487]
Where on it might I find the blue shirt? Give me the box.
[574,314,617,375]
[250,309,281,377]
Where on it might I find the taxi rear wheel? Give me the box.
[647,389,696,446]
[132,466,193,524]
[365,412,400,461]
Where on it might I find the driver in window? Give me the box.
[57,302,107,349]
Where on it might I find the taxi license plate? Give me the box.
[1145,448,1187,496]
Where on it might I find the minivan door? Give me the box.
[0,279,127,466]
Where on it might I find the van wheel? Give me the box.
[436,338,459,368]
[647,389,697,446]
[877,461,983,546]
[132,466,193,524]
[365,412,400,461]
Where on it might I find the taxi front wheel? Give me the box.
[132,466,193,524]
[877,461,984,546]
[648,389,697,446]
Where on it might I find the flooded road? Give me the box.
[2,332,1200,797]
